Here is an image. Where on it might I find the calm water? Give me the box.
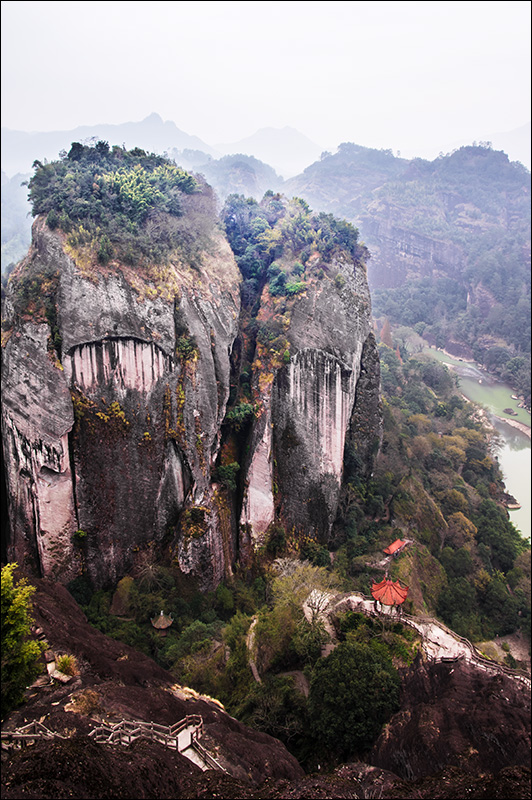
[422,349,531,542]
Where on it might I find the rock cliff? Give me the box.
[2,203,241,588]
[265,263,379,543]
[2,182,381,589]
[2,578,529,800]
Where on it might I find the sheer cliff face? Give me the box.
[240,256,381,547]
[2,216,241,587]
[2,215,380,588]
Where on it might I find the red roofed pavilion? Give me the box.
[371,577,409,606]
[383,539,406,556]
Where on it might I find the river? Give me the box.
[422,349,531,542]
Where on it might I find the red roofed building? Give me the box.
[371,577,409,606]
[383,539,406,556]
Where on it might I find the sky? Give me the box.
[1,0,531,158]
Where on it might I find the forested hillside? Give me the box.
[2,142,530,797]
[286,143,531,403]
[63,341,530,769]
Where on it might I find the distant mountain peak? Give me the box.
[143,112,164,125]
[1,114,218,176]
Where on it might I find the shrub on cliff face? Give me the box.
[223,402,256,431]
[56,654,79,676]
[215,461,240,491]
[1,564,47,718]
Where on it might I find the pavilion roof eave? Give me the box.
[371,577,409,605]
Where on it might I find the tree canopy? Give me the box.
[308,641,400,759]
[27,142,201,267]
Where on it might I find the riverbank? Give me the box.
[496,416,531,438]
[424,347,531,541]
[424,348,531,427]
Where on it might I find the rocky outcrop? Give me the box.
[2,202,381,586]
[2,212,241,588]
[241,256,380,546]
[359,213,464,290]
[2,317,76,580]
[1,576,305,790]
[3,578,529,800]
[370,656,531,781]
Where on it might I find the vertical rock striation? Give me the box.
[2,215,241,588]
[240,254,380,546]
[2,195,382,589]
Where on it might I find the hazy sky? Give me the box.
[1,0,530,156]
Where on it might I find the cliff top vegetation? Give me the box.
[26,141,208,268]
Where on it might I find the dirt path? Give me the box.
[246,616,261,684]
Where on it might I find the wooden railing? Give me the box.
[190,737,227,772]
[401,609,531,689]
[88,715,227,772]
[88,715,202,747]
[2,714,226,772]
[1,721,66,750]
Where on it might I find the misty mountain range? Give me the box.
[1,112,530,181]
[1,112,530,281]
[0,112,323,181]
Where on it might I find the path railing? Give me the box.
[1,721,66,751]
[334,593,531,690]
[88,715,203,749]
[2,714,227,772]
[88,716,227,772]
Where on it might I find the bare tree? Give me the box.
[272,558,340,625]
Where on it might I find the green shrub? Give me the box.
[1,564,47,717]
[56,654,78,676]
[72,529,88,545]
[216,462,240,491]
[334,273,346,289]
[176,335,198,360]
[97,234,113,264]
[308,641,400,760]
[285,281,306,296]
[224,402,255,431]
[266,525,287,556]
[235,674,308,747]
[46,209,59,230]
[214,583,235,620]
[269,271,287,296]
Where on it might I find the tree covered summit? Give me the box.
[27,141,201,266]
